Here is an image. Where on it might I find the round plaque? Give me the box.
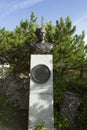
[31,64,51,84]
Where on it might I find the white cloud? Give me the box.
[12,0,43,10]
[74,15,87,26]
[73,14,87,44]
[73,14,87,33]
[0,0,44,18]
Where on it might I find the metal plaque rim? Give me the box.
[31,64,51,84]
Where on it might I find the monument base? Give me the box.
[28,55,54,130]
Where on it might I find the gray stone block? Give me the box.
[29,93,54,129]
[28,55,54,130]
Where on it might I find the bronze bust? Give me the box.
[30,27,53,54]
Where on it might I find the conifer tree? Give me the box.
[0,13,86,76]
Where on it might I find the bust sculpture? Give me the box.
[30,27,53,54]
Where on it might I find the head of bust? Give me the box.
[31,27,53,53]
[35,27,46,43]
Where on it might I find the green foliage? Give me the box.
[0,95,27,128]
[58,118,69,128]
[54,76,71,129]
[45,21,55,43]
[41,16,45,27]
[0,12,87,76]
[0,95,16,126]
[77,109,87,125]
[0,11,87,129]
[54,76,69,104]
[0,11,39,72]
[52,17,86,79]
[54,111,69,129]
[35,124,46,130]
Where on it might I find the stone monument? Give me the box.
[28,27,54,130]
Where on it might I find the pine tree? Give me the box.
[0,13,86,76]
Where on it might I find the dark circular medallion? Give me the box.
[31,64,51,84]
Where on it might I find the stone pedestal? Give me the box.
[28,55,54,130]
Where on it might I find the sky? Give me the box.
[0,0,87,43]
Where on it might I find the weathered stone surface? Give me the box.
[29,55,54,130]
[60,91,80,128]
[3,73,29,110]
[29,93,54,130]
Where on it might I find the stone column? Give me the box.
[28,54,54,130]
